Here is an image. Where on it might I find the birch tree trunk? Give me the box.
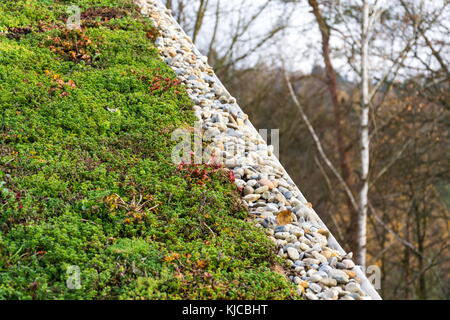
[358,0,370,268]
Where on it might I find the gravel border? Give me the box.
[136,0,381,300]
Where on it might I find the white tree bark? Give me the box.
[358,0,370,268]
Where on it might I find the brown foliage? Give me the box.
[46,29,97,63]
[276,210,293,226]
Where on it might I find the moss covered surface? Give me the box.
[0,0,297,299]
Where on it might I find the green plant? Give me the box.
[0,0,297,300]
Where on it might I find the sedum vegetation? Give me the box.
[0,0,297,299]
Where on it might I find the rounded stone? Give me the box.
[299,243,310,251]
[259,178,275,189]
[308,283,322,294]
[305,292,319,300]
[310,273,322,283]
[287,247,300,260]
[342,259,356,269]
[321,289,338,300]
[293,276,302,285]
[319,277,338,287]
[274,232,290,240]
[243,194,261,202]
[243,186,254,196]
[312,251,328,265]
[254,186,269,194]
[329,269,350,284]
[345,282,362,294]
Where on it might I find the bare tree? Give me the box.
[192,0,209,44]
[356,0,370,268]
[168,0,293,80]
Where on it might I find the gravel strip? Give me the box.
[136,0,379,300]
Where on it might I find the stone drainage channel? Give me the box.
[136,0,382,300]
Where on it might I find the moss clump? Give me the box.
[0,0,297,300]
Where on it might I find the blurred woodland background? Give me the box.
[164,0,450,299]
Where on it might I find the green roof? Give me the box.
[0,0,297,299]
